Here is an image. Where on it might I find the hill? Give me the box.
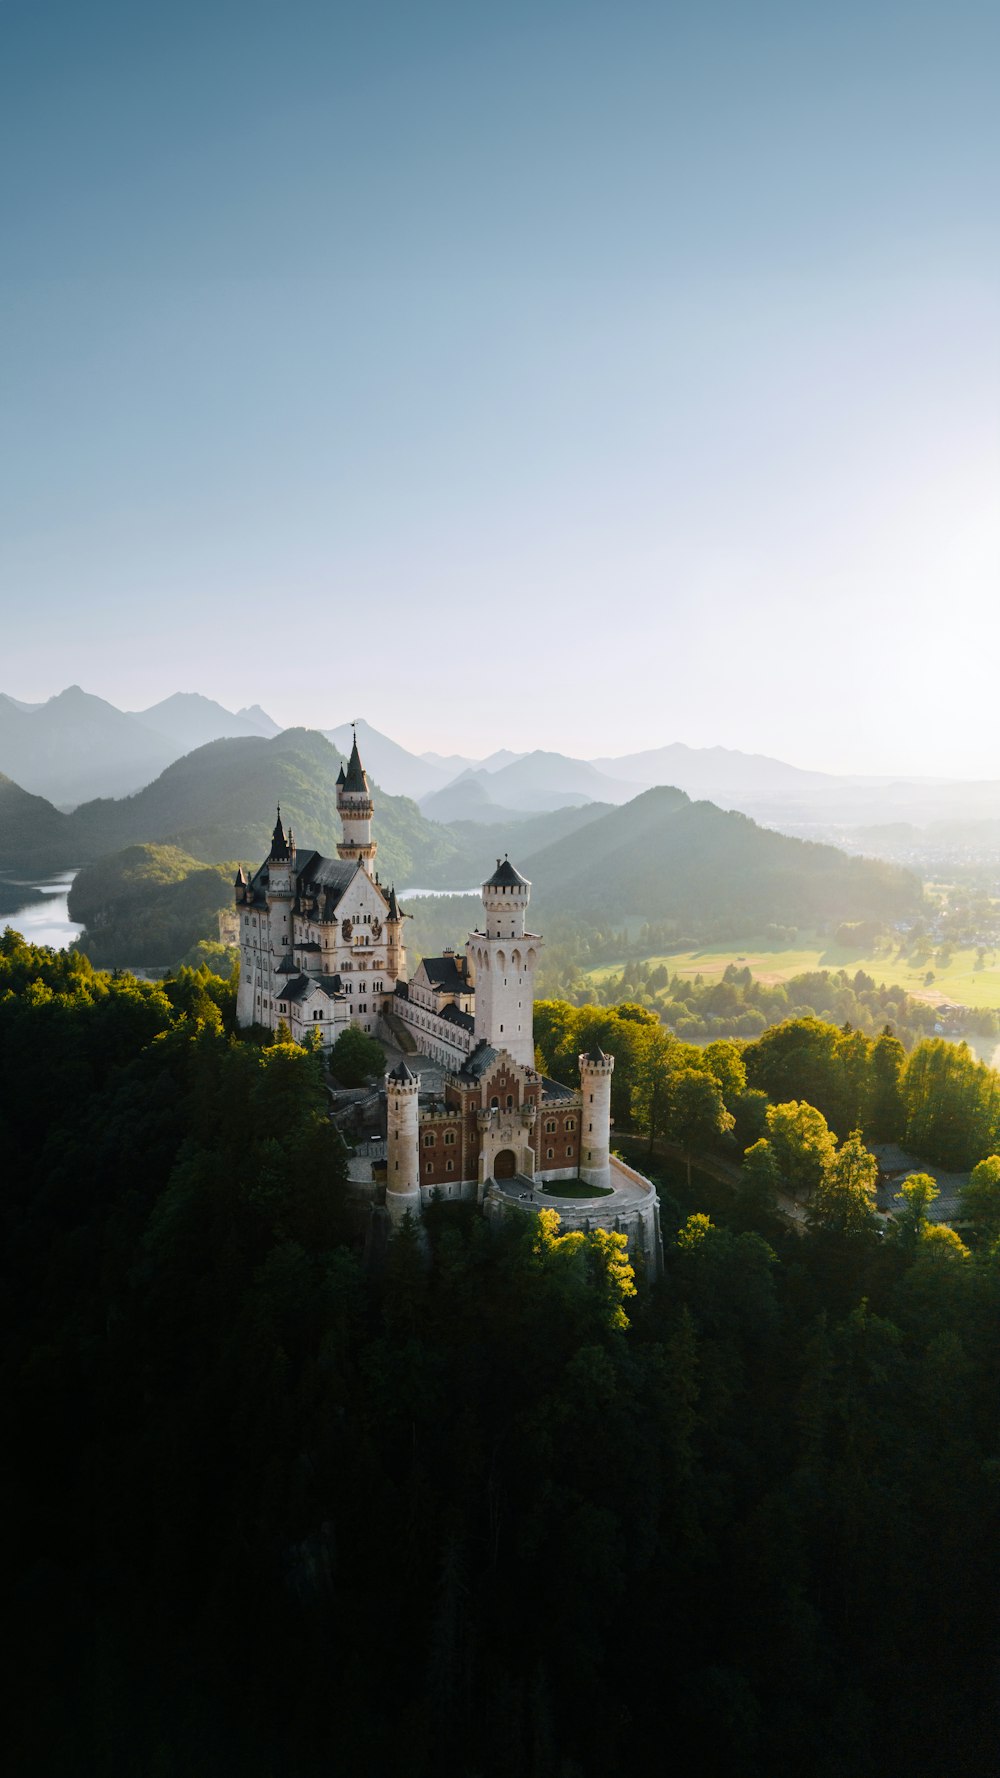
[0,773,76,873]
[68,845,237,968]
[59,729,464,889]
[521,786,923,931]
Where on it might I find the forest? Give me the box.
[3,932,999,1777]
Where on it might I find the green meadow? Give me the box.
[584,934,1000,1012]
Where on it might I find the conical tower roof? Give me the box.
[342,729,368,794]
[269,807,290,861]
[484,854,528,890]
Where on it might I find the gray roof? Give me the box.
[458,1040,500,1080]
[582,1044,609,1064]
[485,856,529,890]
[440,1002,475,1032]
[273,971,346,1005]
[541,1075,577,1102]
[417,954,470,996]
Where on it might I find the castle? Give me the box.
[234,732,662,1272]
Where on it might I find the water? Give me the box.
[0,870,83,950]
[400,886,480,898]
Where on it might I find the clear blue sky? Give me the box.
[1,0,997,774]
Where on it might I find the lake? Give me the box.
[0,870,83,950]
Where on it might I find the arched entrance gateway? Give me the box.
[493,1148,518,1181]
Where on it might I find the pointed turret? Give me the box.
[336,723,377,870]
[343,730,368,794]
[269,806,290,862]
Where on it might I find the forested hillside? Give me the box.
[524,785,922,929]
[2,938,999,1776]
[68,844,237,968]
[0,772,76,872]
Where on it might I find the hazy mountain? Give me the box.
[421,746,525,776]
[520,786,922,930]
[590,741,843,798]
[326,719,449,801]
[0,686,178,805]
[472,750,638,812]
[420,775,529,825]
[236,704,283,737]
[421,749,478,776]
[133,692,279,752]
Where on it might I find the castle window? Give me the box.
[444,1131,455,1146]
[446,1160,454,1173]
[506,1095,513,1108]
[565,1119,576,1132]
[423,1134,435,1147]
[545,1119,556,1133]
[566,1146,573,1158]
[426,1162,433,1175]
[546,1147,554,1160]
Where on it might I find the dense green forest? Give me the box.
[68,844,238,968]
[3,932,999,1776]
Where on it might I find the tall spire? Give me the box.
[269,806,290,862]
[336,721,376,869]
[343,721,368,794]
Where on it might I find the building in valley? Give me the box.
[234,730,662,1273]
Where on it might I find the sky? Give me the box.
[1,0,997,775]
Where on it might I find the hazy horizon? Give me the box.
[2,1,997,778]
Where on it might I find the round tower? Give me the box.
[466,857,542,1069]
[578,1046,615,1189]
[385,1058,421,1226]
[336,727,377,871]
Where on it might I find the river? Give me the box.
[0,870,83,950]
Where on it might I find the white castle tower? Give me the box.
[578,1046,615,1190]
[385,1058,421,1226]
[466,857,542,1070]
[336,726,377,871]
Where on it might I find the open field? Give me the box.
[584,934,1000,1012]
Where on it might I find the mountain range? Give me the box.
[3,687,1000,840]
[1,727,922,969]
